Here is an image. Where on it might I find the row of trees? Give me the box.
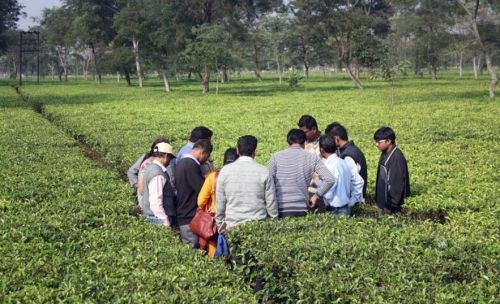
[1,0,498,96]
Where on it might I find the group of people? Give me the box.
[127,116,410,257]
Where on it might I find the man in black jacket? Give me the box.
[325,122,368,199]
[374,127,410,215]
[175,139,213,247]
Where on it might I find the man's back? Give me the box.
[339,141,367,197]
[269,147,334,216]
[216,157,277,230]
[174,156,203,225]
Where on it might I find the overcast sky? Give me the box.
[17,0,62,30]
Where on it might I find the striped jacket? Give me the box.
[268,146,335,216]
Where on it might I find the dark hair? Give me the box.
[297,115,318,130]
[325,122,348,141]
[237,135,258,156]
[287,129,306,145]
[189,126,213,142]
[193,139,213,153]
[319,135,337,153]
[374,127,396,143]
[223,148,239,165]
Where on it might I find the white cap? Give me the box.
[153,142,176,157]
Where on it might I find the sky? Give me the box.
[17,0,62,30]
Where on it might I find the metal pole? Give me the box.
[19,31,22,86]
[37,32,40,84]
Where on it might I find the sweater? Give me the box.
[216,156,278,230]
[268,146,335,216]
[141,161,175,218]
[174,156,204,225]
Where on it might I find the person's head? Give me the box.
[374,127,396,152]
[298,115,320,141]
[191,139,213,164]
[237,135,258,157]
[151,142,176,166]
[145,136,169,159]
[287,129,306,146]
[325,122,348,146]
[318,135,337,158]
[189,126,213,143]
[223,148,239,165]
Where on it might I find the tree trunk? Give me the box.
[221,66,228,83]
[473,56,479,79]
[91,44,101,85]
[57,48,69,82]
[58,68,63,82]
[162,69,171,92]
[253,42,262,81]
[430,64,437,80]
[344,61,363,89]
[300,36,309,79]
[459,54,463,77]
[124,70,131,86]
[202,72,210,93]
[460,0,497,97]
[48,64,55,80]
[116,72,120,82]
[274,46,282,84]
[484,53,498,98]
[132,37,143,88]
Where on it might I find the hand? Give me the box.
[162,219,171,227]
[310,194,319,208]
[217,222,227,234]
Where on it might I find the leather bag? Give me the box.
[190,207,216,240]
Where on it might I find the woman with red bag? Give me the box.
[196,148,238,258]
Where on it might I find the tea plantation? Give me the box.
[1,73,499,303]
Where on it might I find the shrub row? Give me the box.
[228,214,498,303]
[0,88,255,302]
[8,77,500,302]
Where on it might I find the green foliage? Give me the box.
[0,86,255,303]
[1,73,499,302]
[287,70,303,87]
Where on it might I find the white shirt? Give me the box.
[320,154,364,207]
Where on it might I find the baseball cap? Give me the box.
[153,142,176,157]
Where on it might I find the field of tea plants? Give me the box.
[1,72,499,302]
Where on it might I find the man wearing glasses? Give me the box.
[374,127,411,215]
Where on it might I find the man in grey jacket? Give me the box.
[216,135,278,232]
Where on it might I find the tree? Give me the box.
[41,7,74,81]
[392,0,456,80]
[456,0,499,97]
[291,0,393,89]
[182,24,232,93]
[113,0,148,88]
[230,0,283,81]
[261,14,289,84]
[65,0,117,85]
[0,0,24,53]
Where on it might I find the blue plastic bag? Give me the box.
[215,234,229,258]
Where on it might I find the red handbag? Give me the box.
[190,207,216,240]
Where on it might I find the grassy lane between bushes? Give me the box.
[0,86,255,303]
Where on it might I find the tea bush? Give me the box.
[0,86,255,303]
[3,73,499,302]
